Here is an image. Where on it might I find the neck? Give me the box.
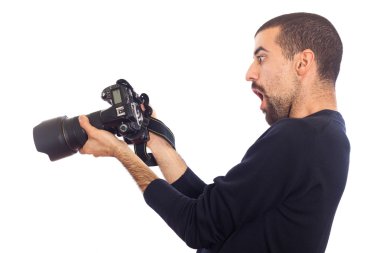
[290,82,337,119]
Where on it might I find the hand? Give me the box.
[78,115,126,157]
[140,105,167,148]
[141,109,187,183]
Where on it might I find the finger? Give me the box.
[78,148,85,154]
[151,109,157,118]
[140,103,157,118]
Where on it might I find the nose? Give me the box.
[245,61,259,82]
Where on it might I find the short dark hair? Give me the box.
[256,12,343,83]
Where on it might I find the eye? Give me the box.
[257,55,266,64]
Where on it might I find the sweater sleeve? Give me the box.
[171,168,207,198]
[143,124,300,249]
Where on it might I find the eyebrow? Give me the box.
[254,46,269,56]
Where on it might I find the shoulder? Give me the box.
[241,118,312,165]
[248,110,348,157]
[264,110,346,140]
[258,118,315,147]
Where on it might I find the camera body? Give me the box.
[33,79,152,161]
[100,79,151,144]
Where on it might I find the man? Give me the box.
[79,12,350,253]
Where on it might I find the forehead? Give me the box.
[254,27,281,53]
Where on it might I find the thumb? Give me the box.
[78,115,94,132]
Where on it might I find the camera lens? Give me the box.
[33,116,85,161]
[33,111,105,161]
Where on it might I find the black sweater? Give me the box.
[144,110,350,253]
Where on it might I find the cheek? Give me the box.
[268,65,294,93]
[261,68,284,95]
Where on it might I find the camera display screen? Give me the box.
[112,89,122,104]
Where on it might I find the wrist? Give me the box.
[113,140,132,158]
[147,132,173,152]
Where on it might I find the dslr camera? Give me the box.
[33,79,173,165]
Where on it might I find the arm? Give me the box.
[78,115,158,192]
[79,116,295,249]
[144,124,301,249]
[148,129,207,198]
[147,131,187,184]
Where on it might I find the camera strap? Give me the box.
[134,117,175,167]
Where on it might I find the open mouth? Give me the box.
[252,87,267,111]
[252,88,264,101]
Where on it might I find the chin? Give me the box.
[265,115,276,126]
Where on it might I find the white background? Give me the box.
[1,0,379,252]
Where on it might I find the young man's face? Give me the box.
[246,27,299,125]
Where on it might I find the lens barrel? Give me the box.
[33,111,103,161]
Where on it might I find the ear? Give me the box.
[295,49,315,76]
